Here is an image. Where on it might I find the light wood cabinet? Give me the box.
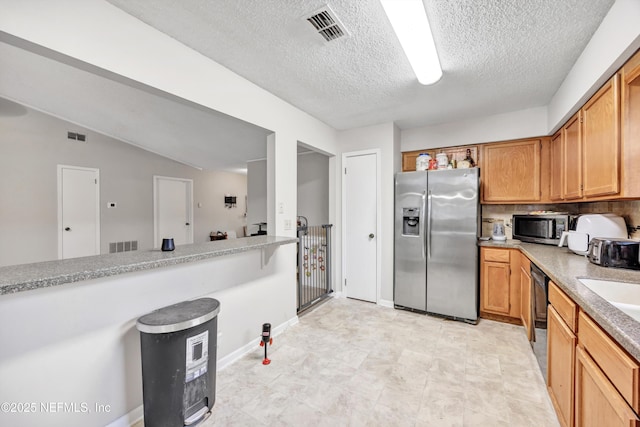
[481,261,511,315]
[550,131,563,201]
[578,311,640,413]
[401,145,478,172]
[548,280,578,332]
[480,138,542,203]
[402,149,435,172]
[519,253,533,341]
[547,298,576,427]
[479,247,520,321]
[575,346,639,427]
[563,112,583,200]
[621,49,640,198]
[582,74,621,197]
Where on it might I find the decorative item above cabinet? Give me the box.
[401,145,478,172]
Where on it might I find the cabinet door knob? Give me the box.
[369,233,375,239]
[64,227,71,231]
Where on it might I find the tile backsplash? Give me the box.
[482,201,640,240]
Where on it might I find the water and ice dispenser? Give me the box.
[402,207,420,236]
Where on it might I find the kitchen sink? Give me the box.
[578,278,640,322]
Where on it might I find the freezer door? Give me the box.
[394,171,427,311]
[426,168,479,321]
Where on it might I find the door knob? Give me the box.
[186,222,190,226]
[369,233,375,238]
[65,227,71,231]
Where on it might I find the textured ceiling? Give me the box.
[0,1,616,172]
[107,0,615,130]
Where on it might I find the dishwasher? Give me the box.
[530,262,549,378]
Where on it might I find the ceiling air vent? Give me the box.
[305,5,349,42]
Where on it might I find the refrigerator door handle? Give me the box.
[420,190,426,260]
[427,190,432,259]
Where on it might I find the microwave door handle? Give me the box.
[549,219,554,239]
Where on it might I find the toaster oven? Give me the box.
[588,238,640,270]
[512,214,573,245]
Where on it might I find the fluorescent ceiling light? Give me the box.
[380,0,442,85]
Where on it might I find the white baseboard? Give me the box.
[106,405,143,427]
[107,315,299,427]
[377,298,394,308]
[217,315,298,370]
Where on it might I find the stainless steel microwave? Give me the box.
[512,214,574,245]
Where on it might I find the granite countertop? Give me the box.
[0,236,298,296]
[479,239,640,361]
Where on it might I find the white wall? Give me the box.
[337,122,398,303]
[547,0,640,132]
[0,0,338,241]
[401,106,548,151]
[0,244,297,427]
[0,105,248,267]
[297,152,329,225]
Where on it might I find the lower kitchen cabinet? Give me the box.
[480,247,521,321]
[547,305,576,427]
[519,253,533,341]
[575,346,639,427]
[547,281,640,427]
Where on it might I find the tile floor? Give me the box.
[204,297,560,426]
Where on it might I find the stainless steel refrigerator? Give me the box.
[394,168,479,322]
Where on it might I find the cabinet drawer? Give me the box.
[482,248,510,263]
[578,311,640,412]
[549,281,577,333]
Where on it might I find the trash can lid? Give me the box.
[136,298,220,334]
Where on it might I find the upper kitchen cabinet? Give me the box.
[563,112,583,200]
[480,138,546,203]
[402,149,435,172]
[581,73,620,198]
[401,145,478,172]
[550,73,623,202]
[621,49,640,198]
[549,131,563,201]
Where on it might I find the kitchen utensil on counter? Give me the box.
[492,221,507,241]
[161,238,175,251]
[587,238,640,270]
[558,213,627,255]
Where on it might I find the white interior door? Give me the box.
[154,176,193,248]
[343,151,378,303]
[58,165,100,259]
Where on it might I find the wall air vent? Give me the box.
[67,131,87,142]
[305,5,349,42]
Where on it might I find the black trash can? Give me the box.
[136,298,220,427]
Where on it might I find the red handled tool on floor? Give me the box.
[259,323,272,365]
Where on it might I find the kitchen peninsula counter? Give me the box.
[479,239,640,361]
[0,235,298,295]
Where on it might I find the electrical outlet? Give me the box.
[278,202,284,214]
[284,219,292,230]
